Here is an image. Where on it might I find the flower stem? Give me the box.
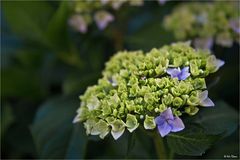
[154,131,167,159]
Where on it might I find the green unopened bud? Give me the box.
[125,100,135,112]
[120,69,129,78]
[135,105,143,113]
[144,93,157,104]
[159,104,167,112]
[192,78,206,89]
[155,65,165,75]
[190,60,201,76]
[128,76,138,86]
[173,97,184,107]
[185,106,199,116]
[170,87,181,97]
[162,93,173,105]
[112,109,118,117]
[178,81,193,94]
[144,115,156,130]
[187,95,199,106]
[129,84,140,97]
[173,57,183,67]
[172,108,182,116]
[155,78,164,88]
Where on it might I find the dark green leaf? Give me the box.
[1,67,46,99]
[46,1,70,50]
[1,104,14,137]
[190,101,238,137]
[2,1,53,44]
[62,72,100,95]
[31,96,87,158]
[167,124,219,156]
[65,124,88,159]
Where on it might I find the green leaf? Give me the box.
[190,101,238,137]
[63,72,100,95]
[1,104,14,137]
[46,1,70,50]
[167,124,219,156]
[2,1,53,44]
[65,123,87,159]
[1,67,46,99]
[31,96,88,159]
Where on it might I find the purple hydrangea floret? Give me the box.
[167,67,190,80]
[155,108,185,137]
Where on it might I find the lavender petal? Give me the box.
[155,116,165,126]
[199,90,208,102]
[167,68,181,78]
[200,97,215,107]
[160,107,174,120]
[169,116,185,132]
[178,67,190,80]
[215,59,225,69]
[157,122,171,137]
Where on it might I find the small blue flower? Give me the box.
[167,67,190,80]
[155,108,185,137]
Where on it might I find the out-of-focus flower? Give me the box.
[94,10,114,30]
[112,0,126,10]
[100,0,110,5]
[193,37,213,50]
[229,18,240,34]
[167,67,190,80]
[164,2,239,47]
[68,14,88,33]
[129,0,144,6]
[216,33,233,47]
[195,12,208,24]
[158,0,167,5]
[155,108,185,137]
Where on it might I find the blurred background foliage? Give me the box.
[1,0,239,159]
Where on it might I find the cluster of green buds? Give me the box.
[164,2,239,49]
[68,0,165,33]
[73,42,224,140]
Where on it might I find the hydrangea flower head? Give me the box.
[73,42,224,139]
[164,2,239,48]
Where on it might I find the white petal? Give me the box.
[72,115,80,123]
[111,128,125,140]
[199,90,208,102]
[216,59,225,69]
[200,97,215,107]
